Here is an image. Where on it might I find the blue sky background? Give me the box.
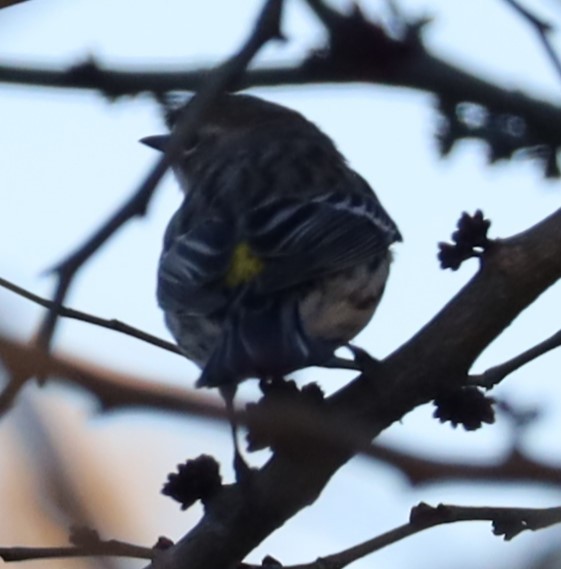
[1,1,561,568]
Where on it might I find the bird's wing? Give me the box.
[248,186,401,293]
[157,211,235,315]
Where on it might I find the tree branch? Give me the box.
[0,335,226,421]
[0,7,560,152]
[0,276,180,355]
[2,335,561,490]
[6,501,559,566]
[470,327,561,388]
[501,0,561,84]
[367,443,561,487]
[284,502,561,569]
[3,210,561,569]
[140,206,561,569]
[0,540,154,562]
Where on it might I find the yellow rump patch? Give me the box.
[225,242,264,287]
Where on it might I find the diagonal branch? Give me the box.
[142,208,561,569]
[0,276,180,355]
[1,6,561,154]
[284,502,561,569]
[3,335,561,490]
[470,327,561,388]
[366,443,561,487]
[3,209,561,569]
[501,0,561,84]
[0,541,154,563]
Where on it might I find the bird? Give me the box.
[141,93,401,476]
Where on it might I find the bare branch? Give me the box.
[501,0,561,85]
[3,210,561,569]
[470,328,561,388]
[0,335,225,420]
[7,501,559,567]
[1,7,561,157]
[284,502,561,569]
[0,541,154,562]
[367,444,561,487]
[3,209,560,569]
[0,276,180,355]
[141,208,561,569]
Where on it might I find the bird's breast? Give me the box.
[298,255,391,344]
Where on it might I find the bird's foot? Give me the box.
[321,344,380,373]
[345,344,381,375]
[321,353,361,371]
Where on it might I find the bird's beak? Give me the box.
[139,135,170,152]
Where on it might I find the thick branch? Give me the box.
[144,206,561,569]
[3,209,560,569]
[3,336,560,490]
[1,19,561,148]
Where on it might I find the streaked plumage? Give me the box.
[143,94,401,389]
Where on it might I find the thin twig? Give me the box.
[0,540,154,562]
[502,0,561,85]
[0,9,560,151]
[283,503,561,569]
[469,328,561,388]
[0,276,180,354]
[6,502,558,566]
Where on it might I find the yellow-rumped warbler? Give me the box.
[142,93,401,394]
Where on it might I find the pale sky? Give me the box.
[1,2,561,569]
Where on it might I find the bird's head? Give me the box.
[140,93,346,203]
